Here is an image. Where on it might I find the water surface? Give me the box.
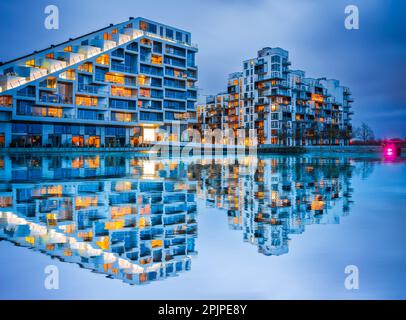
[0,153,405,299]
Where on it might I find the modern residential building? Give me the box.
[0,17,198,148]
[198,47,353,146]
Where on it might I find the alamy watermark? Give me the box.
[147,125,258,160]
[344,265,359,290]
[344,5,359,30]
[44,5,59,30]
[44,265,59,290]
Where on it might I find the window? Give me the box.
[139,21,157,33]
[78,62,93,73]
[96,54,109,65]
[0,96,12,107]
[176,31,183,41]
[85,126,97,135]
[139,111,163,122]
[165,29,174,39]
[76,96,98,107]
[112,112,134,122]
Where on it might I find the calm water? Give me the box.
[0,153,405,299]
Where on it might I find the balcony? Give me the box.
[111,63,132,73]
[77,84,108,95]
[38,58,67,73]
[90,39,116,52]
[110,87,137,99]
[55,52,85,65]
[110,99,136,110]
[15,65,48,81]
[17,105,74,119]
[77,45,101,59]
[39,94,73,105]
[165,47,186,57]
[165,69,187,79]
[257,72,282,81]
[112,33,131,46]
[111,49,125,59]
[111,112,137,122]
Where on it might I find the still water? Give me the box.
[0,153,405,299]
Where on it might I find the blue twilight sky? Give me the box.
[0,0,405,138]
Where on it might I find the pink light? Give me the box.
[384,144,396,160]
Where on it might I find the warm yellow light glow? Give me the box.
[143,128,156,142]
[143,161,156,176]
[105,220,125,230]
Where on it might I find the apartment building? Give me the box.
[199,47,353,146]
[0,17,198,148]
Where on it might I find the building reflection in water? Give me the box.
[192,156,355,256]
[0,154,197,285]
[0,154,365,284]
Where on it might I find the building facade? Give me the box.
[199,47,353,146]
[0,17,198,148]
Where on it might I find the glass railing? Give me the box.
[111,63,132,73]
[40,94,73,104]
[78,84,107,95]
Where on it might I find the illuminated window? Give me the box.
[138,75,148,85]
[61,69,75,80]
[64,46,72,52]
[105,220,125,230]
[105,73,124,84]
[48,108,62,118]
[96,54,109,65]
[111,86,135,98]
[0,96,12,107]
[75,196,98,209]
[143,128,156,142]
[152,239,163,248]
[78,62,93,73]
[25,59,36,67]
[46,77,57,89]
[151,54,162,65]
[76,96,98,107]
[140,21,148,31]
[139,88,150,97]
[140,38,151,46]
[0,196,12,208]
[85,155,100,167]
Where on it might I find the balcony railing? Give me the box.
[39,94,73,104]
[111,63,132,73]
[77,84,107,95]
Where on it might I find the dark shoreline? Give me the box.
[0,145,392,155]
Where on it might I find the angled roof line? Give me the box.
[0,19,130,67]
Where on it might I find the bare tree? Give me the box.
[354,122,375,142]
